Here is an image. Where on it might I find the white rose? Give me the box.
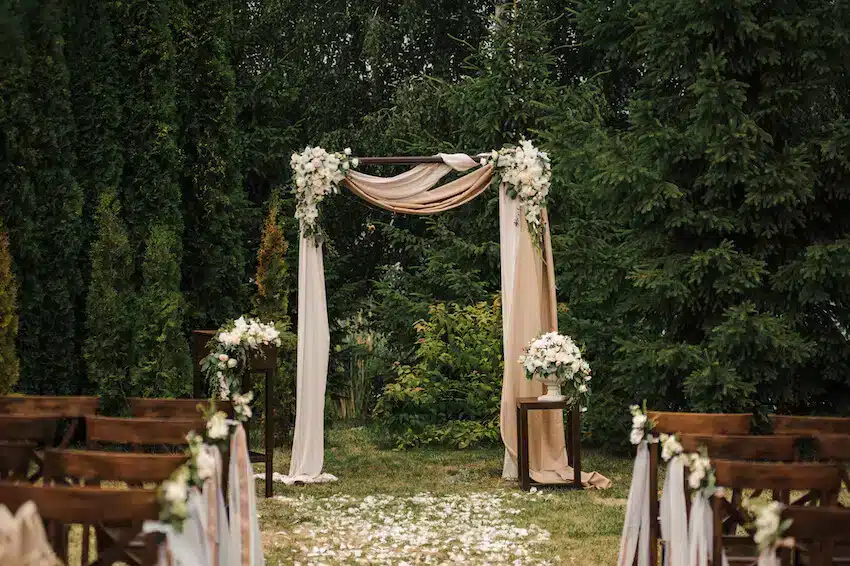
[196,448,216,481]
[629,428,644,445]
[578,384,588,393]
[632,414,647,429]
[163,479,188,504]
[351,158,359,168]
[206,412,229,440]
[344,147,352,155]
[227,358,237,368]
[218,354,229,363]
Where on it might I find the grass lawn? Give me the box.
[256,426,633,565]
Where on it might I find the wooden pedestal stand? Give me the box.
[515,397,582,491]
[192,330,276,498]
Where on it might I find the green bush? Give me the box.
[85,190,134,413]
[0,223,19,394]
[130,226,192,398]
[373,298,503,449]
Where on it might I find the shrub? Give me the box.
[85,190,134,412]
[373,298,503,449]
[252,198,297,444]
[0,223,19,394]
[130,226,192,397]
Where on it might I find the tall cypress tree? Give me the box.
[85,190,134,411]
[178,0,252,330]
[1,0,84,394]
[114,0,191,392]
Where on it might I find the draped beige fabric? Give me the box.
[290,153,610,489]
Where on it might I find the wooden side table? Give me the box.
[515,397,582,491]
[192,329,276,498]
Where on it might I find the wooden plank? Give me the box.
[713,460,842,492]
[0,482,159,523]
[647,412,752,435]
[0,395,99,417]
[128,397,233,419]
[86,416,205,446]
[771,415,850,435]
[678,434,798,461]
[44,449,187,484]
[814,434,850,461]
[0,415,57,443]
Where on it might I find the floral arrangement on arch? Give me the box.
[518,331,591,410]
[201,315,281,401]
[291,146,358,242]
[157,397,253,529]
[291,140,552,249]
[482,139,551,248]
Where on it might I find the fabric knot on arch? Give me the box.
[285,143,610,491]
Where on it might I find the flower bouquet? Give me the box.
[518,331,591,406]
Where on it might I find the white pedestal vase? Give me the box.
[537,375,566,402]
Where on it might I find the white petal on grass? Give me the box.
[271,491,552,564]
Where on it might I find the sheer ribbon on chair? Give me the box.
[0,501,62,566]
[660,457,688,566]
[618,440,651,566]
[228,424,264,566]
[290,152,610,489]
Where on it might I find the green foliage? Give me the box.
[567,0,850,446]
[373,299,503,449]
[131,226,192,398]
[0,223,20,394]
[0,0,85,394]
[85,190,135,412]
[178,0,253,329]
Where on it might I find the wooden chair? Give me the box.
[0,395,99,447]
[644,411,753,566]
[43,449,187,565]
[0,481,161,565]
[711,461,844,566]
[771,415,850,436]
[782,506,850,565]
[128,396,234,419]
[86,416,206,450]
[44,449,187,487]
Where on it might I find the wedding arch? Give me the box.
[284,141,609,489]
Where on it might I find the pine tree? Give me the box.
[0,223,20,394]
[85,190,135,412]
[583,0,850,417]
[131,226,192,398]
[178,0,253,330]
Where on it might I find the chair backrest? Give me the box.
[128,397,233,419]
[0,415,57,444]
[713,460,842,495]
[648,411,753,435]
[813,434,850,462]
[771,415,850,436]
[0,441,36,480]
[678,434,800,461]
[0,482,161,565]
[44,449,187,485]
[781,506,850,566]
[0,395,99,417]
[86,416,205,447]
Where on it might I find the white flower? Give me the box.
[207,411,229,439]
[344,147,352,155]
[351,158,359,168]
[578,384,587,393]
[632,414,647,429]
[163,477,188,504]
[196,448,216,481]
[227,358,237,368]
[630,428,644,445]
[218,354,229,362]
[660,434,683,462]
